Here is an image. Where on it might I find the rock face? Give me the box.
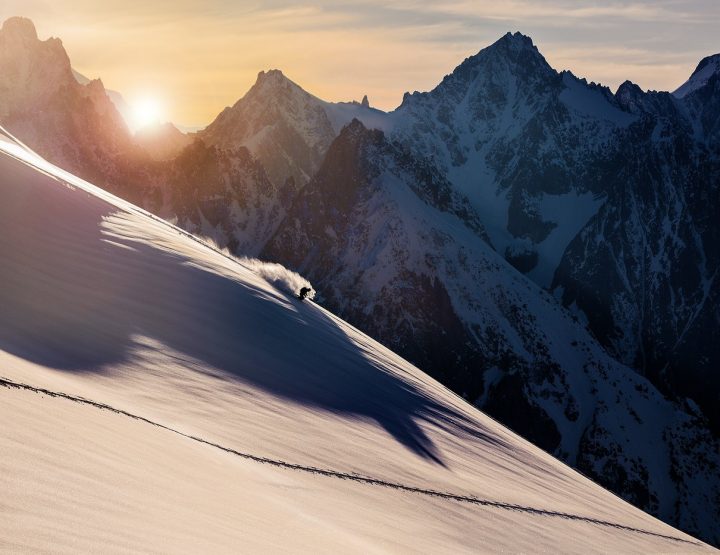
[553,82,720,435]
[201,70,338,188]
[3,18,720,545]
[264,120,720,545]
[0,17,144,195]
[200,70,384,189]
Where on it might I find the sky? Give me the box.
[2,0,718,127]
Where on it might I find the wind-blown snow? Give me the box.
[237,256,314,299]
[0,131,712,553]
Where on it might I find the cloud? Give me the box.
[1,0,717,123]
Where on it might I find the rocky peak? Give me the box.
[361,94,370,108]
[398,31,555,112]
[674,53,720,98]
[494,31,536,52]
[615,80,645,111]
[0,17,38,42]
[0,17,75,118]
[251,69,295,94]
[690,53,720,81]
[336,118,382,146]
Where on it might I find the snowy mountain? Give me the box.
[0,127,714,553]
[0,19,293,254]
[386,32,634,286]
[553,82,720,438]
[264,119,720,545]
[3,17,720,546]
[260,35,720,543]
[674,54,720,99]
[201,69,386,188]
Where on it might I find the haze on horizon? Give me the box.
[2,0,718,128]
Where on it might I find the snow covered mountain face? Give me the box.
[3,17,720,546]
[264,33,720,544]
[195,69,386,248]
[1,132,715,553]
[554,79,720,438]
[201,69,385,188]
[264,119,720,546]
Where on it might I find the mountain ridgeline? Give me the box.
[1,18,719,545]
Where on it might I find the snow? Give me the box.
[560,73,636,126]
[322,101,390,134]
[0,131,713,553]
[528,190,606,287]
[674,55,720,98]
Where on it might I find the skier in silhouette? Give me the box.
[298,286,312,300]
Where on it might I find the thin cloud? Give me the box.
[1,0,717,123]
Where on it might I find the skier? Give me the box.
[298,286,312,300]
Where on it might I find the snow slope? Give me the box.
[0,130,713,553]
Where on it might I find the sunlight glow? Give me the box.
[130,96,164,131]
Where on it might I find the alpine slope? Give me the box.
[0,128,713,553]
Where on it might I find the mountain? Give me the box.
[264,33,720,544]
[345,31,720,444]
[201,69,386,188]
[0,128,714,553]
[0,17,148,193]
[2,17,720,545]
[0,18,287,254]
[264,119,720,544]
[674,54,720,99]
[72,67,133,129]
[386,32,634,285]
[193,69,387,250]
[553,81,720,436]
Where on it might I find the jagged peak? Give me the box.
[457,31,548,78]
[244,68,309,101]
[397,31,551,109]
[691,53,720,78]
[340,118,368,135]
[616,80,643,96]
[493,31,536,52]
[1,17,38,41]
[335,117,384,145]
[254,68,293,88]
[674,53,720,98]
[476,31,546,66]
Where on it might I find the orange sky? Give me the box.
[2,1,718,127]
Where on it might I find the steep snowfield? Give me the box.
[0,132,712,553]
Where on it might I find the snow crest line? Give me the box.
[0,376,701,547]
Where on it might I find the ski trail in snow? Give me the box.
[0,376,702,547]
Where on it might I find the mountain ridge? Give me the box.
[1,128,715,553]
[2,17,720,546]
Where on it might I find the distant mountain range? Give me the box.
[1,16,719,546]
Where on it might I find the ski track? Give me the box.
[0,376,701,548]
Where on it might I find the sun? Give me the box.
[130,96,164,131]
